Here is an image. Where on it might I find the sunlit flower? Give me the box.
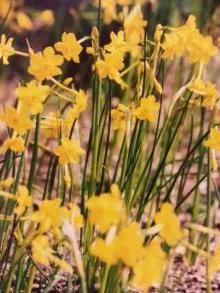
[124,5,147,45]
[0,177,14,188]
[0,0,12,19]
[111,104,128,131]
[94,0,117,24]
[162,15,197,60]
[189,78,206,95]
[14,186,32,216]
[104,31,129,53]
[132,95,160,122]
[32,235,52,265]
[204,128,220,151]
[188,34,217,64]
[31,235,72,272]
[0,136,25,154]
[16,80,49,114]
[86,184,125,233]
[76,90,88,110]
[16,12,33,30]
[190,79,219,109]
[28,47,64,81]
[65,89,88,123]
[38,10,54,26]
[54,138,85,165]
[96,51,126,88]
[90,238,118,265]
[202,82,219,108]
[0,34,15,65]
[0,105,33,135]
[29,198,68,236]
[115,222,144,267]
[132,239,167,289]
[162,15,217,64]
[55,32,83,63]
[154,203,183,246]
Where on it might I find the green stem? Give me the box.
[89,79,101,195]
[206,149,212,293]
[100,265,110,293]
[27,115,40,193]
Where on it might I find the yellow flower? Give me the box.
[90,222,144,267]
[16,12,33,30]
[162,31,180,60]
[96,51,126,88]
[124,5,147,45]
[111,104,128,131]
[65,89,88,122]
[104,31,129,53]
[86,184,125,233]
[75,90,88,111]
[31,235,72,272]
[188,34,217,64]
[55,32,83,63]
[114,222,144,267]
[0,177,14,188]
[0,0,12,19]
[204,128,220,151]
[162,15,197,60]
[162,15,217,64]
[0,136,25,154]
[202,82,219,109]
[189,79,219,109]
[132,239,167,289]
[14,186,32,216]
[28,47,64,81]
[38,10,54,26]
[29,198,68,236]
[16,80,49,114]
[154,203,183,246]
[90,238,118,265]
[94,0,117,24]
[132,95,160,122]
[32,235,52,265]
[189,78,206,95]
[0,34,15,65]
[0,105,33,135]
[54,138,85,165]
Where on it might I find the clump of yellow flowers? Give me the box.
[87,187,183,289]
[0,1,219,292]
